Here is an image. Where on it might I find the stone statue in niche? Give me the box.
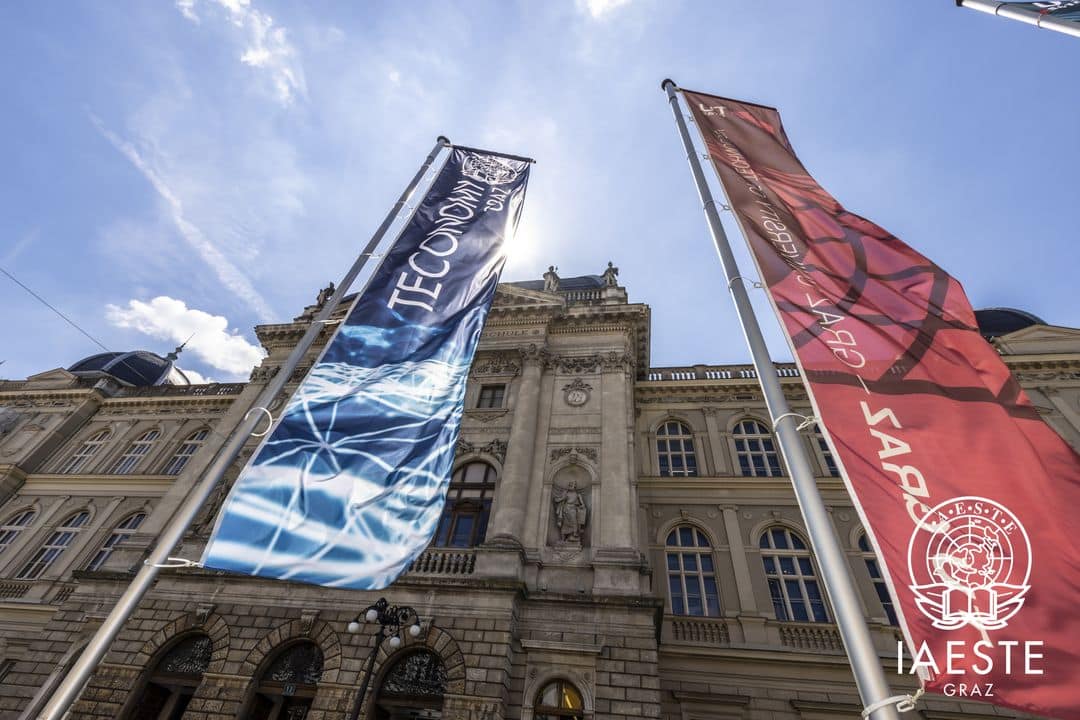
[552,479,588,544]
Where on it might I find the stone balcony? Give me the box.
[661,614,896,657]
[0,578,77,605]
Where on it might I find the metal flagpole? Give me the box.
[661,80,904,720]
[957,0,1080,38]
[37,136,452,720]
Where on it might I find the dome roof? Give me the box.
[69,350,191,387]
[974,307,1046,340]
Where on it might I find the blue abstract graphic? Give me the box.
[203,147,530,589]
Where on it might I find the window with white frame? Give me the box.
[0,509,36,556]
[108,429,161,475]
[733,419,781,477]
[86,512,147,571]
[859,533,898,625]
[656,420,698,477]
[810,424,840,477]
[162,429,209,475]
[57,429,111,474]
[760,527,828,623]
[665,525,720,616]
[16,511,91,580]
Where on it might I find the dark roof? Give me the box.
[69,351,190,387]
[510,275,605,292]
[974,307,1045,340]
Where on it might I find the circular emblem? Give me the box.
[565,388,589,407]
[462,153,519,186]
[907,496,1031,631]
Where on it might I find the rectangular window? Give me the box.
[476,384,506,409]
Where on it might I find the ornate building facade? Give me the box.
[1,266,1077,720]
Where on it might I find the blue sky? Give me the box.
[2,1,1077,383]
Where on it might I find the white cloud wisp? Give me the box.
[107,295,266,378]
[176,0,307,106]
[91,115,276,322]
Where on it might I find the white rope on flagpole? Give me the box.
[862,688,924,718]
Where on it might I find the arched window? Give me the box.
[733,420,781,477]
[109,429,161,475]
[162,429,209,475]
[86,512,147,571]
[859,533,898,625]
[247,641,324,720]
[656,420,698,477]
[760,527,828,623]
[374,649,447,719]
[57,429,111,474]
[126,634,211,720]
[534,679,584,720]
[809,424,839,477]
[0,509,36,556]
[16,510,91,580]
[665,525,720,616]
[434,462,496,547]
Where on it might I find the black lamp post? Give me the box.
[345,597,422,720]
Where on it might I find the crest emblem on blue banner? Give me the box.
[202,147,530,589]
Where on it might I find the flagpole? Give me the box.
[37,137,452,720]
[661,80,903,720]
[957,0,1080,38]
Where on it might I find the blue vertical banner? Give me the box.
[203,147,530,589]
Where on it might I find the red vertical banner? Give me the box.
[682,88,1080,720]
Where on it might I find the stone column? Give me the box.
[593,352,641,594]
[486,344,544,544]
[720,506,758,613]
[598,354,632,549]
[702,407,728,476]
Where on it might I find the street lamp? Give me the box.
[345,597,422,720]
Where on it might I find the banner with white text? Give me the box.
[683,88,1080,719]
[203,147,529,589]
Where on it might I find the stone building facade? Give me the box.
[1,266,1077,720]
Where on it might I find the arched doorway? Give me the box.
[246,641,324,720]
[373,649,447,720]
[127,634,211,720]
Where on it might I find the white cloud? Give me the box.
[176,0,306,105]
[106,296,266,377]
[576,0,631,20]
[180,367,214,384]
[175,0,199,23]
[91,114,276,322]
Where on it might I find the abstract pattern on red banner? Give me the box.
[683,88,1080,720]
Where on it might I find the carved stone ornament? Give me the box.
[471,352,521,377]
[300,609,319,636]
[0,407,21,436]
[455,437,508,464]
[195,603,215,624]
[549,446,598,464]
[249,364,280,383]
[562,378,592,407]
